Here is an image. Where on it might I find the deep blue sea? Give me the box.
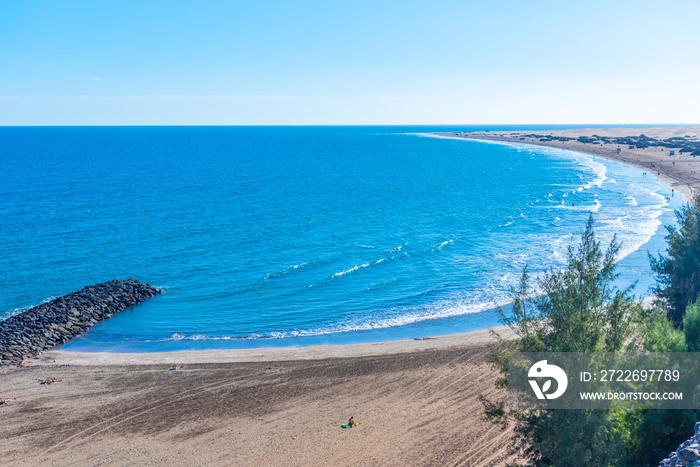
[0,126,682,352]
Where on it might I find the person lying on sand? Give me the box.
[340,417,358,428]
[168,366,183,371]
[0,398,16,405]
[40,379,62,385]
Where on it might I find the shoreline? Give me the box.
[41,325,512,365]
[5,126,696,465]
[49,125,699,362]
[434,126,700,202]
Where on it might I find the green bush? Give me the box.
[683,299,700,351]
[488,216,639,465]
[650,194,700,324]
[641,307,686,352]
[484,216,698,466]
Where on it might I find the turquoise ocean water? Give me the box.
[0,126,682,351]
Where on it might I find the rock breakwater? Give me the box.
[659,422,700,466]
[0,279,161,362]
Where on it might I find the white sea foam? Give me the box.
[332,263,371,277]
[582,157,607,189]
[264,262,309,280]
[158,261,544,343]
[437,240,453,250]
[168,333,236,341]
[549,233,573,260]
[1,307,31,322]
[629,183,667,204]
[551,199,601,212]
[452,139,671,272]
[1,295,58,322]
[592,183,667,261]
[148,134,673,344]
[433,133,610,195]
[616,209,665,260]
[162,295,515,342]
[159,191,667,344]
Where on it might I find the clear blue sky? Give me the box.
[2,0,699,125]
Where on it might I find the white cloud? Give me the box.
[91,77,102,81]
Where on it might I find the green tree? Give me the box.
[516,409,629,466]
[486,215,638,465]
[609,307,698,465]
[485,216,700,466]
[623,408,700,465]
[639,307,686,352]
[502,215,637,354]
[650,194,700,324]
[683,299,700,351]
[605,289,635,353]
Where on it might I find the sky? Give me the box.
[1,0,699,125]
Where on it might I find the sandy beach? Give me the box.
[3,126,699,466]
[0,328,518,466]
[437,126,700,201]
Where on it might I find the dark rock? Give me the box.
[0,279,161,362]
[677,447,700,463]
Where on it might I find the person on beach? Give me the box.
[348,416,355,427]
[40,379,62,384]
[0,398,16,405]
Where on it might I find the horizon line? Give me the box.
[1,123,699,128]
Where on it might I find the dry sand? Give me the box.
[0,328,520,466]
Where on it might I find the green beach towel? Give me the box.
[341,422,359,428]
